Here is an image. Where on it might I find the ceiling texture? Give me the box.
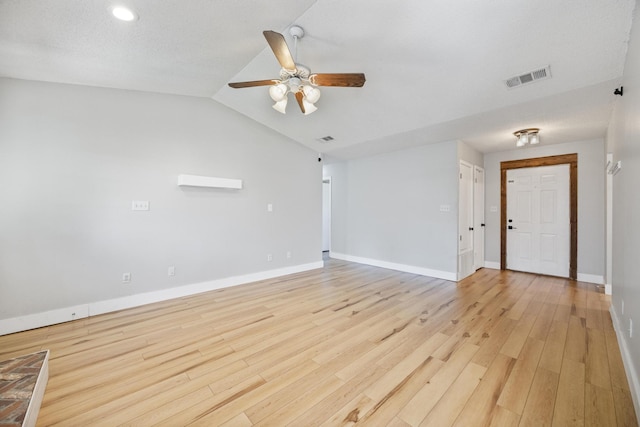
[0,0,635,160]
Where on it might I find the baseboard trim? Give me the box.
[0,262,323,336]
[610,305,640,419]
[476,264,605,284]
[330,252,457,281]
[604,283,612,295]
[576,273,604,285]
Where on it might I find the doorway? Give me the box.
[473,166,485,271]
[500,154,577,279]
[506,164,570,277]
[322,178,331,254]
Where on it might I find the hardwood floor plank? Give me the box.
[611,385,639,427]
[518,367,559,427]
[585,327,611,390]
[537,320,569,374]
[397,342,480,426]
[419,362,486,427]
[496,337,544,415]
[585,383,616,427]
[553,358,586,427]
[450,353,516,427]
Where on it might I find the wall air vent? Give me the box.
[504,65,551,89]
[317,136,334,143]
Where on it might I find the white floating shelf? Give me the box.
[177,174,243,189]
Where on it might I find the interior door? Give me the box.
[322,179,331,252]
[473,166,485,270]
[458,161,474,278]
[506,164,570,277]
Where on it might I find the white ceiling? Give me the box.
[0,0,635,159]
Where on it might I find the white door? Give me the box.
[322,179,331,252]
[506,164,570,277]
[458,161,474,278]
[473,166,485,270]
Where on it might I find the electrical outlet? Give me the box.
[132,200,150,211]
[286,251,292,259]
[122,272,131,283]
[267,203,273,212]
[168,266,175,277]
[267,254,273,262]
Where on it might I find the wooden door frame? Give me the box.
[500,154,577,279]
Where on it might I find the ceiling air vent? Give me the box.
[317,136,334,143]
[504,65,551,89]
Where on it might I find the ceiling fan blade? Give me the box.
[263,31,297,72]
[309,73,366,87]
[295,91,306,114]
[228,79,280,89]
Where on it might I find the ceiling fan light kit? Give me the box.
[514,128,540,147]
[228,25,365,115]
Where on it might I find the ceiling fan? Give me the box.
[228,26,366,115]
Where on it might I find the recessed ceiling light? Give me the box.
[112,6,138,22]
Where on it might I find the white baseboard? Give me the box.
[330,252,457,281]
[0,262,323,336]
[604,283,612,295]
[610,305,640,419]
[478,263,605,285]
[577,273,604,285]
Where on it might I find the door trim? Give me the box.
[500,154,577,279]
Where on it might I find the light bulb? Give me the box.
[272,99,287,114]
[269,84,288,102]
[529,132,539,144]
[302,85,321,104]
[517,133,528,147]
[302,99,318,115]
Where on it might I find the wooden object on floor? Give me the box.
[0,260,636,426]
[0,350,49,427]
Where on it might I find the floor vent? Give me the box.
[504,65,551,89]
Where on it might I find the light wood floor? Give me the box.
[0,259,637,426]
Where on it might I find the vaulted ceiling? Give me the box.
[0,0,635,159]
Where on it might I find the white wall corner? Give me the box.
[610,305,640,419]
[0,261,323,336]
[484,261,500,270]
[330,252,457,281]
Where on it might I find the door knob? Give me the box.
[469,227,474,231]
[508,225,517,230]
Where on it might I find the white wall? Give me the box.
[325,141,459,279]
[606,1,640,413]
[0,78,322,328]
[483,139,606,281]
